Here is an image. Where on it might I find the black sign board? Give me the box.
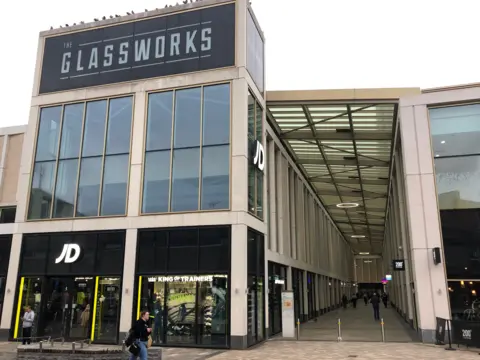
[39,3,235,94]
[392,259,405,271]
[435,317,446,345]
[451,319,480,347]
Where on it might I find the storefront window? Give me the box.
[14,232,125,343]
[247,92,264,219]
[247,229,265,347]
[268,262,287,336]
[448,280,480,321]
[136,226,230,348]
[28,97,133,220]
[137,275,228,347]
[142,84,231,214]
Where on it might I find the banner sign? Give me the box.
[39,3,235,93]
[281,291,295,338]
[435,317,446,345]
[451,319,480,347]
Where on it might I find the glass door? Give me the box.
[165,280,196,345]
[91,277,121,343]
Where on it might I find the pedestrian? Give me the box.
[342,294,348,309]
[363,292,368,306]
[351,293,358,308]
[128,311,152,360]
[21,305,35,345]
[371,293,380,321]
[382,292,388,308]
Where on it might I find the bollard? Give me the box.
[445,320,456,351]
[337,318,342,341]
[39,342,43,353]
[296,318,300,340]
[72,342,76,354]
[380,318,385,342]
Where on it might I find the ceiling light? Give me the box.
[364,260,372,263]
[441,140,446,144]
[351,235,366,238]
[336,202,359,209]
[359,252,370,255]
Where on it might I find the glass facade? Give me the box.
[267,262,286,336]
[248,92,264,218]
[246,10,265,93]
[430,104,480,320]
[14,231,125,343]
[246,228,265,347]
[142,84,231,214]
[28,97,133,220]
[136,226,230,347]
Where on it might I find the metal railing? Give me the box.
[16,335,52,348]
[71,338,92,353]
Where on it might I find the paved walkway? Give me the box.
[210,341,480,359]
[288,303,415,342]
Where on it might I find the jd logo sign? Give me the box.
[55,244,82,264]
[253,140,265,171]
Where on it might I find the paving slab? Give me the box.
[209,341,480,359]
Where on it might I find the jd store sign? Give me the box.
[55,243,82,264]
[252,140,265,172]
[39,3,235,93]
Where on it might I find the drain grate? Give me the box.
[347,356,358,358]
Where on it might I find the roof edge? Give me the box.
[422,82,480,93]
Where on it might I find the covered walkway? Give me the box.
[295,304,416,342]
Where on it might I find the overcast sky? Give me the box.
[1,0,478,127]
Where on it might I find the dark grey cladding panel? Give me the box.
[39,3,235,94]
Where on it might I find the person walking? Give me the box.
[128,311,152,360]
[363,292,368,306]
[342,294,348,309]
[382,292,388,308]
[371,293,380,321]
[21,305,35,345]
[351,293,358,309]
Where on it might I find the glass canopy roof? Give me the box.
[267,102,398,254]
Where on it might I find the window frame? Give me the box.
[141,82,232,215]
[26,95,134,221]
[248,90,264,219]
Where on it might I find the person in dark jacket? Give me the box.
[342,294,348,309]
[370,293,380,321]
[382,292,388,308]
[129,311,152,360]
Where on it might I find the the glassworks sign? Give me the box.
[39,3,235,94]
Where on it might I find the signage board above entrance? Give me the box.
[39,3,236,94]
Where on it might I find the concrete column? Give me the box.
[302,271,308,320]
[275,154,284,255]
[286,266,293,291]
[290,172,297,259]
[396,151,414,323]
[399,103,450,342]
[0,135,9,190]
[0,233,22,334]
[119,229,137,334]
[268,141,277,253]
[230,224,248,349]
[319,275,324,313]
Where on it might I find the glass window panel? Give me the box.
[202,84,230,146]
[92,277,121,343]
[59,103,84,159]
[173,88,201,149]
[248,94,255,143]
[138,277,165,345]
[201,145,229,210]
[100,154,129,216]
[35,106,62,161]
[255,103,263,142]
[136,231,156,273]
[168,229,198,273]
[197,276,228,346]
[198,227,229,272]
[146,92,173,151]
[28,161,56,219]
[430,104,480,157]
[171,148,200,212]
[76,157,102,217]
[15,277,43,340]
[142,150,171,213]
[82,100,107,157]
[435,155,480,210]
[96,232,125,274]
[448,280,480,320]
[53,159,79,218]
[165,280,196,344]
[19,236,49,275]
[105,97,133,155]
[256,171,263,218]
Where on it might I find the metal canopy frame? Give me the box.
[267,100,398,254]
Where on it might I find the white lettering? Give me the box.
[185,30,197,54]
[201,28,212,51]
[55,244,82,264]
[170,33,180,56]
[76,50,84,71]
[155,36,165,58]
[104,45,113,67]
[135,38,151,61]
[61,52,71,74]
[88,48,98,69]
[253,141,265,171]
[119,42,129,64]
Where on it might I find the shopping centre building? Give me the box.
[0,0,477,349]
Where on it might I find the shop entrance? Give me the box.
[40,277,94,340]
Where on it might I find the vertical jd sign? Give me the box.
[253,140,265,171]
